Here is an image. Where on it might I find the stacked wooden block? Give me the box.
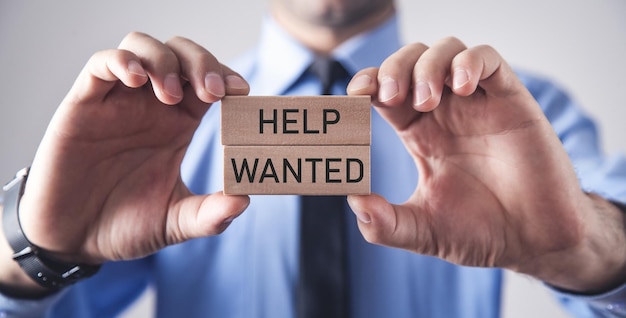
[221,96,371,195]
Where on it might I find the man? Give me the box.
[1,0,625,317]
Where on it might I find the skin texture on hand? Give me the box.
[2,0,624,299]
[0,33,251,296]
[346,37,626,294]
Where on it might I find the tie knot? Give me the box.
[308,57,349,95]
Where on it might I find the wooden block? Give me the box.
[221,96,370,146]
[224,145,370,195]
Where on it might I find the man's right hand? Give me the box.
[0,32,251,295]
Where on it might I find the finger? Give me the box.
[221,64,251,96]
[347,67,378,98]
[348,67,418,131]
[166,36,250,104]
[68,49,149,104]
[167,191,250,244]
[118,32,184,105]
[347,42,429,132]
[375,42,429,107]
[449,44,520,97]
[412,37,467,111]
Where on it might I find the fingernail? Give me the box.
[352,208,372,224]
[224,75,249,90]
[204,72,225,98]
[415,81,432,106]
[163,73,183,98]
[453,69,470,89]
[379,77,398,102]
[348,74,372,92]
[127,60,146,77]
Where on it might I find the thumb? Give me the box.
[347,193,433,253]
[166,191,250,245]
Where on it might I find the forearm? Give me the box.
[0,204,54,299]
[527,193,626,294]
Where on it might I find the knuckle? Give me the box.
[438,36,463,46]
[161,49,178,62]
[469,44,498,58]
[379,56,402,73]
[379,43,428,77]
[475,44,496,52]
[165,37,218,70]
[121,31,150,43]
[111,48,135,61]
[397,42,429,60]
[405,42,429,52]
[144,50,178,70]
[460,44,500,65]
[197,52,219,67]
[126,31,147,38]
[166,35,192,46]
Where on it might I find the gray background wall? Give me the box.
[1,1,625,317]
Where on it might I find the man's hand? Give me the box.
[346,37,626,294]
[5,32,251,274]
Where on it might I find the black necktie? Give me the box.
[297,57,350,318]
[309,57,349,95]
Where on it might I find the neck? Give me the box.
[270,4,395,55]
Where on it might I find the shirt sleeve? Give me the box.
[0,258,152,317]
[0,290,65,318]
[554,283,626,317]
[521,71,626,202]
[519,71,626,317]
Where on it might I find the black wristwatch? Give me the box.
[2,167,100,290]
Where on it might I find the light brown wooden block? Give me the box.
[221,96,370,146]
[224,145,370,195]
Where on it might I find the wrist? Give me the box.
[523,193,626,294]
[0,205,56,299]
[2,167,101,293]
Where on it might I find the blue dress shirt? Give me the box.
[2,15,626,318]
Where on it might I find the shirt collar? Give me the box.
[332,15,402,77]
[250,14,402,95]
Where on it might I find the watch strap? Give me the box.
[2,167,100,290]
